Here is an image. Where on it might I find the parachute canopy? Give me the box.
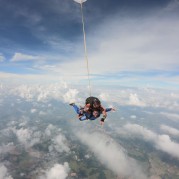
[73,0,87,4]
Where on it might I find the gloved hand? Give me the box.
[100,117,105,122]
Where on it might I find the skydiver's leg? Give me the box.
[89,116,98,120]
[79,115,87,121]
[71,104,82,115]
[70,104,91,121]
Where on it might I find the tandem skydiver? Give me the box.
[69,96,115,125]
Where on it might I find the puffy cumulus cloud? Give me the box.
[31,108,37,113]
[160,125,179,137]
[10,53,44,62]
[0,82,77,104]
[19,121,27,127]
[96,87,179,111]
[123,123,179,159]
[63,88,79,103]
[0,164,13,179]
[15,128,32,145]
[128,93,146,106]
[76,130,146,179]
[39,163,70,179]
[99,92,110,102]
[45,124,57,137]
[1,81,179,112]
[156,134,179,157]
[44,125,70,153]
[130,115,137,119]
[11,127,41,148]
[51,134,70,153]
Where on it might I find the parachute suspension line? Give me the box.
[80,1,92,97]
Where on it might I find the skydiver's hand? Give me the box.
[100,120,104,126]
[100,117,105,125]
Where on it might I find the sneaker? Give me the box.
[69,103,75,106]
[78,114,83,118]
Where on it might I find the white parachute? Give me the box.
[73,0,87,4]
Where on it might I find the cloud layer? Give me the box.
[76,129,146,178]
[160,125,179,137]
[123,123,179,159]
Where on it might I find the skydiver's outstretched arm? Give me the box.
[88,107,116,121]
[100,107,116,125]
[105,108,116,112]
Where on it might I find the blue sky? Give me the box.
[0,0,179,89]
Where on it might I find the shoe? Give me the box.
[78,114,83,118]
[69,103,75,106]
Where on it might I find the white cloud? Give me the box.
[128,93,146,106]
[0,82,72,103]
[39,163,70,179]
[39,4,179,89]
[44,125,70,153]
[11,53,44,62]
[76,130,146,179]
[11,127,41,148]
[45,124,57,137]
[99,92,110,102]
[52,134,70,153]
[96,87,179,111]
[0,72,67,84]
[31,108,37,113]
[49,9,179,80]
[0,79,179,113]
[63,88,79,103]
[123,123,179,159]
[10,4,179,86]
[15,128,32,145]
[1,2,179,90]
[160,112,179,121]
[0,164,13,179]
[0,54,5,62]
[91,16,179,73]
[19,121,27,127]
[130,115,137,119]
[160,125,179,137]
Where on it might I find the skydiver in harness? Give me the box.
[70,97,115,125]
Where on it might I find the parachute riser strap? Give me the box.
[80,1,92,97]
